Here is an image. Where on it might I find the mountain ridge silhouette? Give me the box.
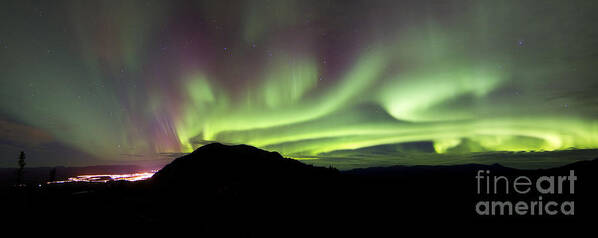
[151,142,338,186]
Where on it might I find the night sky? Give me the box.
[1,0,598,167]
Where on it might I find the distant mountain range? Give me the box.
[151,142,598,182]
[148,143,597,224]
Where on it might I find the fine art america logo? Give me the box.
[475,170,576,216]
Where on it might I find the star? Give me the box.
[518,40,525,46]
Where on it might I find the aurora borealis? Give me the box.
[1,0,598,167]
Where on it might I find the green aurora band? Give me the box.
[1,0,598,167]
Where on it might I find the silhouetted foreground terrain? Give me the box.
[3,143,597,233]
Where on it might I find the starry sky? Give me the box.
[1,0,598,168]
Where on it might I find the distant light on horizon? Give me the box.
[50,170,157,184]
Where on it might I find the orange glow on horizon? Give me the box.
[49,170,157,183]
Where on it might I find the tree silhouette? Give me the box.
[48,167,56,183]
[16,151,26,185]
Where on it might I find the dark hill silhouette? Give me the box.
[144,143,342,234]
[151,143,338,186]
